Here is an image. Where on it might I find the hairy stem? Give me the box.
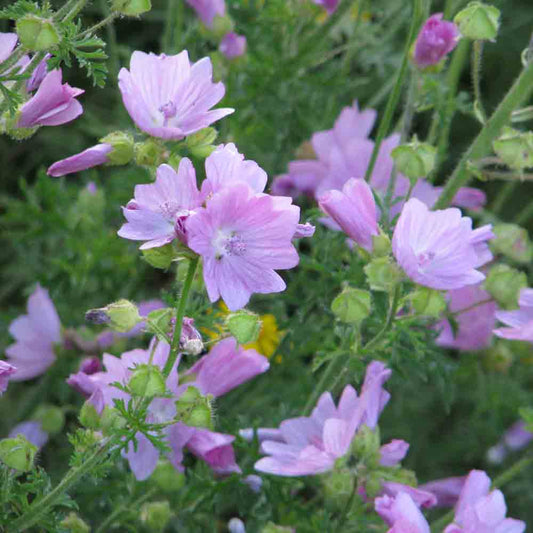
[79,13,120,38]
[363,285,401,352]
[472,40,486,123]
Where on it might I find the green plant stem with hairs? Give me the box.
[472,40,486,123]
[435,59,533,208]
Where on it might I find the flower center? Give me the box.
[417,250,435,269]
[213,231,247,260]
[159,101,177,125]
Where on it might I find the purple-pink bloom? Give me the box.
[379,439,410,467]
[444,470,525,533]
[0,32,18,63]
[0,360,16,395]
[118,159,202,249]
[436,284,496,351]
[185,0,225,28]
[375,492,430,533]
[17,69,83,128]
[313,0,340,15]
[487,421,532,464]
[186,184,300,311]
[380,482,437,509]
[254,361,391,476]
[5,285,61,381]
[79,356,102,375]
[413,14,459,68]
[318,178,379,251]
[220,32,247,60]
[118,50,233,140]
[26,54,50,92]
[392,199,493,290]
[494,288,533,342]
[47,144,112,177]
[419,476,466,507]
[9,420,49,449]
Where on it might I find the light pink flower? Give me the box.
[186,184,300,311]
[413,13,459,68]
[494,288,533,342]
[444,470,525,533]
[318,178,379,251]
[9,420,49,449]
[436,284,496,351]
[392,199,493,290]
[375,492,430,533]
[185,0,225,28]
[487,421,532,464]
[17,69,84,128]
[47,144,113,177]
[5,285,61,380]
[220,33,247,59]
[379,439,410,467]
[0,32,18,63]
[0,360,16,395]
[118,51,233,140]
[118,159,202,249]
[419,476,466,507]
[381,482,437,509]
[26,54,50,92]
[254,361,391,476]
[313,0,340,15]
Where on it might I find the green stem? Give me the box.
[490,181,516,215]
[515,200,533,225]
[363,285,401,353]
[364,0,424,182]
[472,40,486,123]
[99,0,119,78]
[54,0,82,21]
[435,59,533,209]
[336,475,358,530]
[161,0,178,53]
[0,47,27,77]
[9,440,115,533]
[79,13,120,38]
[163,257,199,377]
[62,0,90,23]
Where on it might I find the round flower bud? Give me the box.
[210,15,235,40]
[391,138,436,182]
[141,501,171,533]
[99,131,135,166]
[60,513,90,533]
[323,469,354,509]
[364,257,402,293]
[0,435,37,472]
[33,404,65,434]
[226,311,262,345]
[134,139,167,167]
[100,407,127,436]
[371,232,392,258]
[175,386,213,429]
[484,264,527,309]
[409,287,447,318]
[351,425,381,466]
[86,299,141,333]
[150,461,186,493]
[79,401,101,430]
[112,0,151,15]
[491,223,533,264]
[493,127,533,171]
[331,287,371,324]
[129,364,166,398]
[185,127,218,149]
[454,2,500,41]
[483,341,514,373]
[16,15,60,51]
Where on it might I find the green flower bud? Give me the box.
[322,469,353,509]
[210,15,235,39]
[60,513,90,533]
[100,407,127,436]
[99,131,135,165]
[261,523,294,533]
[484,264,527,309]
[331,287,371,324]
[226,310,262,344]
[493,127,533,171]
[16,15,60,51]
[79,401,101,430]
[454,2,500,41]
[175,386,213,429]
[351,426,380,467]
[189,144,217,159]
[364,257,401,292]
[145,308,173,340]
[142,244,177,270]
[134,139,167,167]
[151,461,187,493]
[86,299,141,332]
[391,138,436,181]
[185,127,218,148]
[141,501,171,533]
[33,404,65,434]
[483,341,514,373]
[129,364,166,398]
[371,232,392,258]
[491,223,533,264]
[410,287,447,318]
[0,435,37,472]
[112,0,151,15]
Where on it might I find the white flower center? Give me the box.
[213,230,247,260]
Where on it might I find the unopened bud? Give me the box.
[331,287,371,324]
[112,0,151,15]
[142,244,177,270]
[60,513,90,533]
[351,425,380,466]
[100,406,127,435]
[175,386,213,429]
[16,15,59,51]
[226,311,261,345]
[491,223,533,264]
[210,15,235,39]
[180,317,203,355]
[410,287,447,318]
[129,364,166,398]
[0,435,37,472]
[33,404,64,434]
[151,461,186,493]
[86,299,141,332]
[483,341,514,372]
[141,501,171,533]
[364,257,401,292]
[323,469,353,507]
[79,401,101,430]
[371,232,391,257]
[391,138,436,182]
[135,139,166,167]
[493,127,533,171]
[185,127,217,149]
[454,2,500,41]
[99,131,135,165]
[484,264,527,309]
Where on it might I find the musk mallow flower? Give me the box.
[392,198,493,290]
[318,178,379,252]
[186,184,300,311]
[253,361,391,476]
[487,421,532,464]
[118,50,233,140]
[413,13,460,69]
[17,69,84,128]
[185,0,225,28]
[419,476,466,507]
[9,420,49,449]
[0,361,16,395]
[0,32,18,63]
[313,0,340,15]
[47,144,113,177]
[220,33,247,60]
[375,492,430,533]
[443,470,525,533]
[494,288,533,342]
[5,285,62,380]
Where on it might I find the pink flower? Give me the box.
[413,14,459,68]
[271,161,327,199]
[392,199,493,290]
[118,160,202,249]
[380,482,437,509]
[419,476,466,507]
[9,421,49,449]
[185,0,225,28]
[220,33,247,60]
[444,470,525,533]
[318,178,379,251]
[0,32,18,63]
[17,69,84,128]
[313,0,340,15]
[494,288,533,342]
[186,184,300,311]
[379,439,410,467]
[436,284,496,351]
[0,360,16,395]
[254,361,391,476]
[118,50,233,140]
[5,285,61,380]
[26,54,50,92]
[375,492,430,533]
[487,421,532,465]
[47,144,113,177]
